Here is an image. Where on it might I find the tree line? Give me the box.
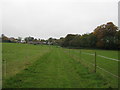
[1,35,48,44]
[1,22,120,50]
[58,22,120,50]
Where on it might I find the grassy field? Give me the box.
[64,48,119,88]
[2,43,119,88]
[0,43,2,89]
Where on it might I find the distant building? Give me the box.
[21,40,26,43]
[9,37,15,41]
[47,41,52,45]
[9,37,18,43]
[27,41,43,45]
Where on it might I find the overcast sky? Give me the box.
[1,0,119,40]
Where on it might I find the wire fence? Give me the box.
[64,49,119,79]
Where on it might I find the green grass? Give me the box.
[64,48,119,88]
[0,43,2,89]
[2,43,50,79]
[2,43,119,88]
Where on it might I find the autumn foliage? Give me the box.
[61,22,119,50]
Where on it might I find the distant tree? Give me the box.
[48,37,53,43]
[93,22,118,49]
[34,38,38,41]
[62,34,76,47]
[56,37,65,46]
[41,39,46,42]
[115,30,120,49]
[24,36,34,43]
[18,37,22,42]
[47,37,58,45]
[69,35,81,47]
[80,34,90,47]
[38,38,41,41]
[87,33,97,48]
[79,33,97,48]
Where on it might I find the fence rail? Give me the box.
[97,55,119,62]
[82,52,119,62]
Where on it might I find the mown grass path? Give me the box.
[3,47,108,88]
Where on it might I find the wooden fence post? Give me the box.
[94,52,96,73]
